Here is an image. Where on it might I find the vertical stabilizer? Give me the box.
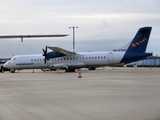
[126,27,152,53]
[120,27,152,64]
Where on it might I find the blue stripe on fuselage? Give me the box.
[120,52,152,64]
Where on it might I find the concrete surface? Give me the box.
[0,67,160,120]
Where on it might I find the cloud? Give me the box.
[0,0,159,57]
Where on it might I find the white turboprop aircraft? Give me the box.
[3,27,153,72]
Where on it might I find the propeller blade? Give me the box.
[42,49,46,56]
[45,46,47,53]
[44,57,47,64]
[42,46,48,64]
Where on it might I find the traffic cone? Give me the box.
[78,69,82,78]
[57,69,60,74]
[2,68,4,73]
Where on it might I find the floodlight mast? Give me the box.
[69,26,78,53]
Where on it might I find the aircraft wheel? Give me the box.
[10,69,15,73]
[88,67,96,70]
[65,68,75,72]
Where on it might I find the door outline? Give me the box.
[108,52,114,64]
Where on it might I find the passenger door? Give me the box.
[108,52,114,64]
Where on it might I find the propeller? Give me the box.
[42,46,48,64]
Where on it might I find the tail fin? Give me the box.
[120,27,152,64]
[126,27,152,53]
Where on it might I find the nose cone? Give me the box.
[3,62,7,68]
[3,61,10,68]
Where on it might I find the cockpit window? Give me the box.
[11,57,16,61]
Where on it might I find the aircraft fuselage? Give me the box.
[4,51,125,70]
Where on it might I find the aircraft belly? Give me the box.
[85,60,106,66]
[14,65,49,69]
[50,62,86,69]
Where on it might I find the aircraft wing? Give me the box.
[48,46,74,56]
[0,34,68,42]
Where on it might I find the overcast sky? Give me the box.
[0,0,160,57]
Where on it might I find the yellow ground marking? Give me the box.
[72,90,119,94]
[0,94,24,97]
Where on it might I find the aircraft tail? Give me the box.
[126,27,152,53]
[120,27,152,64]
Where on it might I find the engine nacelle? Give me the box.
[50,62,86,70]
[50,64,68,69]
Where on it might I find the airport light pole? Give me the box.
[69,26,78,53]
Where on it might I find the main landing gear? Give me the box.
[65,68,76,72]
[88,67,96,70]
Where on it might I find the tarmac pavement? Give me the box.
[0,67,160,120]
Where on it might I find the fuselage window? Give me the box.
[104,56,106,59]
[95,57,97,59]
[37,59,39,61]
[73,58,75,60]
[98,57,100,59]
[34,59,36,61]
[67,58,69,60]
[70,58,72,60]
[31,59,33,62]
[64,58,65,60]
[89,57,91,59]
